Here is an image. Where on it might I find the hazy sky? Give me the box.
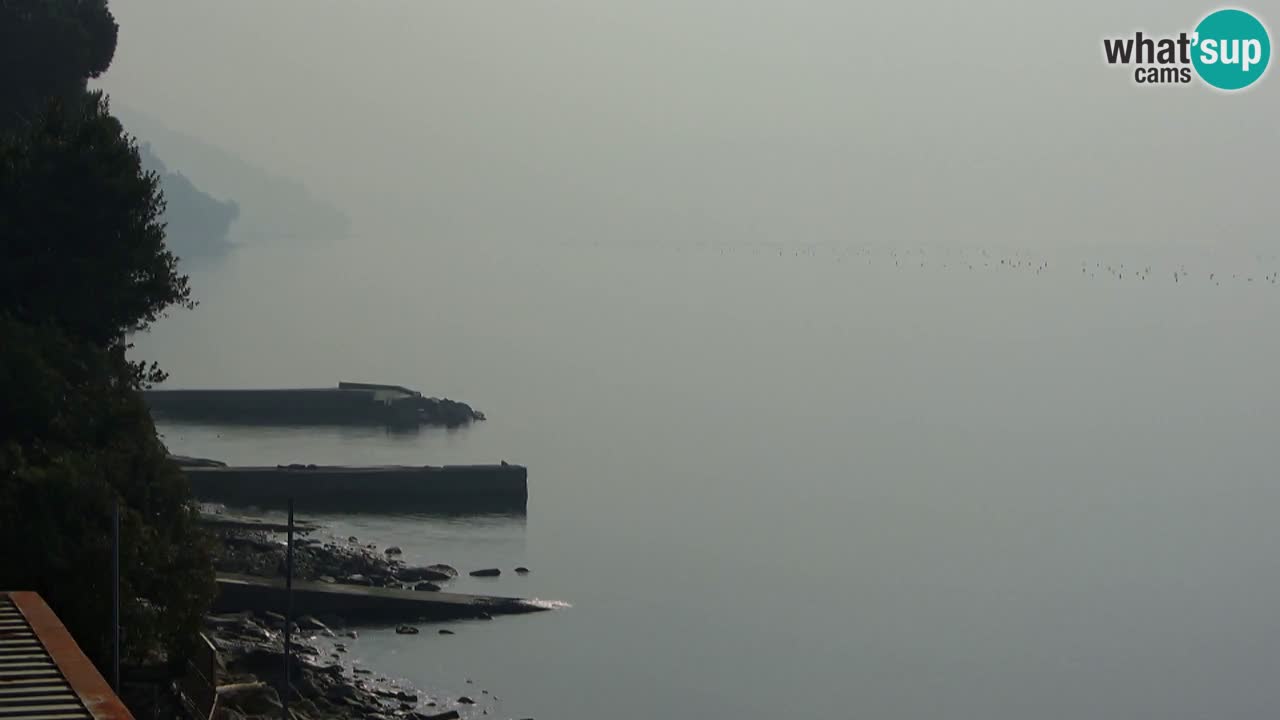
[108,9,1280,717]
[99,1,1278,249]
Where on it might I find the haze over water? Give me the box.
[104,1,1280,718]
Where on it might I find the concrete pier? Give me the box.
[147,386,416,424]
[213,574,547,621]
[145,382,483,427]
[185,463,528,513]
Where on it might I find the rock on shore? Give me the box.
[206,522,522,719]
[414,396,486,427]
[212,526,462,598]
[207,612,454,720]
[172,454,228,468]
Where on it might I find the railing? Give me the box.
[175,633,218,719]
[0,591,133,720]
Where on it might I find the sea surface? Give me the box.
[143,234,1280,720]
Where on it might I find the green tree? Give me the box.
[0,93,192,350]
[0,0,213,674]
[0,0,118,131]
[0,317,215,666]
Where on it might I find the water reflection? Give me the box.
[157,418,469,440]
[156,420,492,464]
[208,498,528,520]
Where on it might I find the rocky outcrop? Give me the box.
[171,454,228,468]
[426,564,458,578]
[397,567,452,583]
[214,682,281,718]
[296,616,330,633]
[411,396,485,427]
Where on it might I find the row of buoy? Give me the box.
[559,239,1280,285]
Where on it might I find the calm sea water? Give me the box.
[143,234,1280,720]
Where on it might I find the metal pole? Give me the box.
[283,498,294,719]
[112,499,120,693]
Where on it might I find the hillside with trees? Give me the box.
[118,106,351,247]
[139,142,240,258]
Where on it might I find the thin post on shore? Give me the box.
[283,497,294,719]
[112,499,120,693]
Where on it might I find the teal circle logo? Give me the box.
[1192,9,1271,90]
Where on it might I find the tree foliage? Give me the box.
[0,93,193,349]
[0,0,118,130]
[0,317,215,666]
[0,0,213,674]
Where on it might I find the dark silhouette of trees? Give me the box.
[0,0,118,131]
[0,94,193,348]
[0,0,214,676]
[0,316,215,667]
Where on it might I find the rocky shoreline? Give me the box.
[206,519,526,720]
[213,523,461,591]
[206,609,491,720]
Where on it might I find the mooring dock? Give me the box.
[213,574,547,622]
[184,463,527,512]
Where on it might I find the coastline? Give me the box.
[205,610,485,720]
[206,515,535,720]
